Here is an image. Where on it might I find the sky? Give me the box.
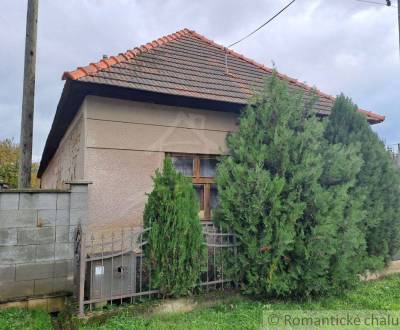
[0,0,399,161]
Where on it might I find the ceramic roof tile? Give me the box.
[62,28,384,123]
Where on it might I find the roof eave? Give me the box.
[38,80,87,178]
[38,80,385,178]
[38,80,246,177]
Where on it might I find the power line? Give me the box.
[227,0,297,48]
[356,0,400,58]
[355,0,397,8]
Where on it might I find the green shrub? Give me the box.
[143,157,206,297]
[325,94,400,267]
[215,72,364,297]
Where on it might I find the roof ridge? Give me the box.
[188,30,384,121]
[62,28,193,80]
[189,31,336,101]
[62,28,384,122]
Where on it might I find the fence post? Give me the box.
[89,233,95,311]
[130,227,134,304]
[205,225,209,292]
[78,232,86,317]
[220,225,224,290]
[110,232,115,306]
[120,229,124,304]
[233,231,239,289]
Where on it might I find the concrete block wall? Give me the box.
[0,182,90,303]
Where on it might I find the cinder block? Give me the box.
[0,193,19,210]
[27,298,48,311]
[56,226,69,243]
[33,278,54,295]
[18,227,55,245]
[37,209,57,226]
[55,243,73,260]
[47,296,67,313]
[16,262,54,281]
[56,209,70,225]
[37,227,55,243]
[35,244,55,262]
[0,245,36,264]
[70,192,87,210]
[56,193,70,209]
[0,265,16,281]
[19,193,57,210]
[0,280,34,300]
[54,260,73,277]
[53,277,74,293]
[17,228,36,245]
[69,208,87,226]
[0,228,17,245]
[69,184,89,193]
[0,210,37,228]
[0,300,28,309]
[68,225,78,242]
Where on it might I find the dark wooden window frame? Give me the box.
[169,153,217,220]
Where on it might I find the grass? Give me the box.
[80,274,400,330]
[0,308,52,330]
[1,274,400,329]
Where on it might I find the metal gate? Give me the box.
[75,223,238,316]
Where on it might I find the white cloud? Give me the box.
[0,0,398,159]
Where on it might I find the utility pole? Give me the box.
[18,0,39,188]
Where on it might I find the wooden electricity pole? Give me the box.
[19,0,39,188]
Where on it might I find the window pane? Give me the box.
[194,184,204,211]
[172,156,193,176]
[200,158,218,177]
[210,184,218,209]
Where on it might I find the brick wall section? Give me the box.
[0,182,90,302]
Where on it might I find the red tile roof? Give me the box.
[62,28,384,123]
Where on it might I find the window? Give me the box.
[170,154,218,221]
[200,158,218,177]
[95,265,104,276]
[172,156,193,177]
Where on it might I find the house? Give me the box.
[38,28,384,230]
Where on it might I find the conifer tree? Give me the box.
[320,142,365,289]
[325,94,400,267]
[215,73,363,297]
[144,158,206,296]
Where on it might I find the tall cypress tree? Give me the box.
[215,73,363,297]
[325,94,400,267]
[144,158,206,297]
[320,142,365,289]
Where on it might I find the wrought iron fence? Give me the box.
[75,223,238,316]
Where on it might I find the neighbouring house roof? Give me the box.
[38,28,385,178]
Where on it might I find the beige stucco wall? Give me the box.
[85,96,238,230]
[40,104,86,189]
[86,148,163,229]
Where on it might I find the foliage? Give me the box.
[78,274,400,329]
[214,72,364,297]
[0,139,19,188]
[0,308,52,330]
[0,138,40,188]
[30,162,40,188]
[325,94,400,267]
[4,275,400,329]
[143,157,206,297]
